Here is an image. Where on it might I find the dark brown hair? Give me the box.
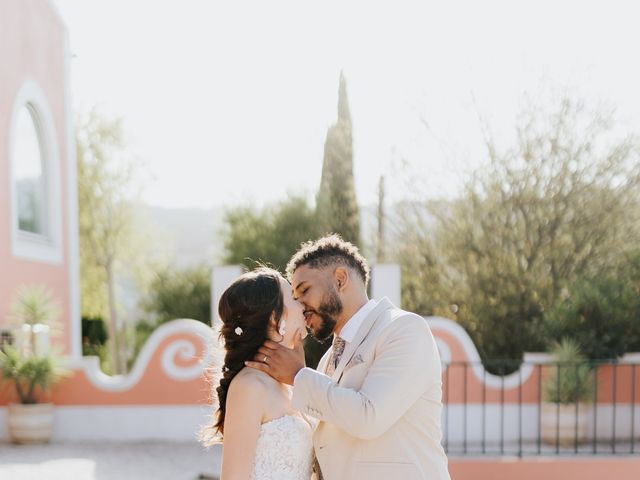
[202,267,284,441]
[286,234,370,286]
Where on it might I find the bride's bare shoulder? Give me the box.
[229,367,279,395]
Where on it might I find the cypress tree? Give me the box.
[304,73,362,367]
[316,71,361,247]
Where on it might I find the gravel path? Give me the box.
[0,441,222,480]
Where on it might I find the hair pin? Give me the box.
[234,326,243,336]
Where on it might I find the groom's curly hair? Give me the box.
[200,267,284,443]
[286,234,370,287]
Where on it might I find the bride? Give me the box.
[202,267,315,480]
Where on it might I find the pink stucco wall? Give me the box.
[0,0,73,354]
[449,457,640,480]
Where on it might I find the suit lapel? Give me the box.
[317,345,332,375]
[331,297,392,381]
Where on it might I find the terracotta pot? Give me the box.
[7,403,54,444]
[541,402,590,447]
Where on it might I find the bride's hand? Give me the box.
[245,328,306,385]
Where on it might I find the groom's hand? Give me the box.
[245,329,306,385]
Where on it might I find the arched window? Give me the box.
[14,104,46,235]
[9,80,63,264]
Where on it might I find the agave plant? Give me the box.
[543,338,594,404]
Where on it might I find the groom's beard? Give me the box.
[310,288,342,342]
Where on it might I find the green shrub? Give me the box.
[82,317,108,348]
[141,265,211,325]
[544,267,640,360]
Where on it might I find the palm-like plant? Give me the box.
[0,286,64,404]
[543,338,594,404]
[9,286,61,353]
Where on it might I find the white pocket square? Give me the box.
[347,354,365,368]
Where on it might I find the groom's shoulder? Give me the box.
[374,302,427,335]
[392,309,428,331]
[376,300,425,324]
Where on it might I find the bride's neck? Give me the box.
[267,331,290,348]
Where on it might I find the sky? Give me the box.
[51,0,640,209]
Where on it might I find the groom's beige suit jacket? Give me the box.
[292,298,450,480]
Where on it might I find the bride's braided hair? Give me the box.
[205,267,285,440]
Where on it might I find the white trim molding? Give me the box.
[8,79,63,265]
[62,27,82,360]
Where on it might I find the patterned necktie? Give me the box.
[326,336,346,377]
[312,456,324,480]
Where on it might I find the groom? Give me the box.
[246,235,450,480]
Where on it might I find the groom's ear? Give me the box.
[334,267,349,292]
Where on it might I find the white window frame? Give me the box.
[8,80,63,264]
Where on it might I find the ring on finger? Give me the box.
[263,355,269,363]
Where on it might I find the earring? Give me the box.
[278,320,286,337]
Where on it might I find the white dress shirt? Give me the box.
[335,299,377,344]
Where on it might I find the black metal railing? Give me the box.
[441,360,640,456]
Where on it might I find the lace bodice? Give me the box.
[250,414,314,480]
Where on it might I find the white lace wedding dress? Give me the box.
[250,414,315,480]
